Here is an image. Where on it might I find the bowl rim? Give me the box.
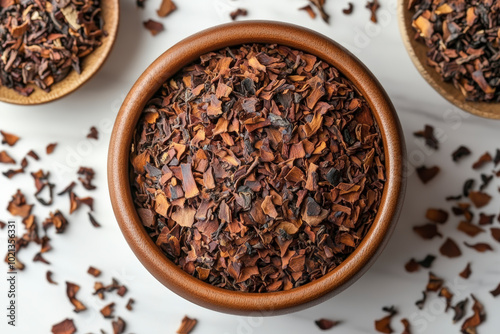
[398,0,500,120]
[0,0,120,106]
[108,20,406,315]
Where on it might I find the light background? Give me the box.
[1,0,500,333]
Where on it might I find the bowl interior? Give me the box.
[0,0,120,105]
[108,21,405,315]
[398,0,500,119]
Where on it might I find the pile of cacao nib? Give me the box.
[130,43,386,292]
[0,0,105,96]
[409,0,500,102]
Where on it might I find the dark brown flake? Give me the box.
[65,282,87,313]
[469,191,492,208]
[490,283,500,297]
[100,302,115,318]
[439,238,462,258]
[46,143,57,155]
[416,166,440,184]
[413,223,442,239]
[343,3,354,15]
[157,0,176,17]
[452,146,471,162]
[374,306,397,334]
[315,318,340,330]
[425,208,448,224]
[0,150,15,164]
[88,266,101,277]
[143,20,164,36]
[0,131,20,146]
[46,270,58,285]
[464,242,493,252]
[461,295,485,333]
[230,8,248,21]
[366,0,380,23]
[472,152,493,170]
[177,316,197,334]
[413,125,438,150]
[87,127,99,140]
[51,318,76,334]
[459,263,472,279]
[112,317,126,334]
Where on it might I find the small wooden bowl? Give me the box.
[398,0,500,119]
[0,0,119,105]
[108,21,406,315]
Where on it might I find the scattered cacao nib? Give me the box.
[65,282,87,313]
[413,223,442,239]
[478,213,495,225]
[472,152,493,170]
[125,298,134,311]
[300,5,317,19]
[309,0,330,23]
[491,228,500,243]
[413,125,438,150]
[88,266,101,277]
[374,306,397,334]
[415,291,427,310]
[469,191,492,208]
[51,318,76,334]
[88,212,101,227]
[408,0,500,102]
[1,131,20,146]
[157,0,176,17]
[401,318,411,334]
[177,316,197,334]
[416,166,440,184]
[452,146,471,162]
[230,8,248,21]
[457,221,484,237]
[130,43,386,292]
[461,295,485,333]
[100,302,115,318]
[452,298,468,324]
[342,3,354,15]
[365,0,380,23]
[426,272,443,292]
[315,318,340,330]
[459,263,472,279]
[490,283,500,297]
[425,208,448,224]
[46,143,58,155]
[46,270,58,285]
[87,127,99,140]
[464,242,493,253]
[0,150,15,164]
[77,167,96,190]
[112,317,126,334]
[143,19,164,36]
[439,238,462,258]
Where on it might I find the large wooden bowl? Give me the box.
[398,0,500,119]
[108,21,406,315]
[0,0,119,105]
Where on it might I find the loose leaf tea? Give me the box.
[300,5,317,19]
[177,316,197,334]
[0,130,20,146]
[65,282,86,312]
[452,146,471,162]
[0,0,105,96]
[343,3,354,15]
[464,241,493,253]
[157,0,176,17]
[130,43,386,292]
[452,298,468,323]
[309,0,330,23]
[230,8,248,21]
[416,165,440,184]
[413,223,442,239]
[46,143,57,155]
[46,270,58,285]
[87,266,101,277]
[461,295,485,333]
[459,262,471,279]
[490,283,500,297]
[366,0,380,23]
[51,318,76,334]
[100,302,115,318]
[425,208,448,224]
[143,19,164,36]
[491,228,500,243]
[315,318,340,330]
[408,0,500,102]
[112,317,126,334]
[439,238,461,258]
[87,127,99,140]
[413,124,438,150]
[472,152,492,170]
[401,318,411,334]
[0,150,15,164]
[374,306,397,334]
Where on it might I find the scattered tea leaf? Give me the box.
[464,242,493,253]
[413,224,442,239]
[143,19,164,36]
[51,318,76,334]
[439,238,462,258]
[46,143,57,155]
[157,0,177,17]
[230,8,248,21]
[315,318,340,330]
[416,166,440,184]
[425,208,448,224]
[452,146,471,162]
[177,316,197,334]
[459,263,472,279]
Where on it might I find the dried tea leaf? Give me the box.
[46,143,57,155]
[309,0,330,23]
[478,213,494,225]
[417,255,436,268]
[100,302,115,318]
[401,318,411,334]
[459,263,472,279]
[112,317,126,334]
[491,228,500,243]
[88,212,101,227]
[343,3,354,15]
[416,166,440,184]
[126,298,135,311]
[65,282,87,312]
[461,295,485,333]
[51,318,76,334]
[143,19,164,36]
[425,208,448,224]
[464,242,493,252]
[472,152,492,169]
[300,5,317,19]
[1,131,20,146]
[405,258,419,273]
[157,0,176,17]
[177,316,197,334]
[46,270,58,285]
[426,272,443,292]
[457,221,484,237]
[413,125,439,150]
[88,266,101,277]
[452,146,471,162]
[230,8,247,21]
[439,238,462,258]
[452,298,468,323]
[415,291,427,310]
[0,150,15,164]
[374,306,397,334]
[366,0,380,23]
[469,191,491,208]
[87,127,99,140]
[490,283,500,297]
[413,223,442,239]
[315,318,340,330]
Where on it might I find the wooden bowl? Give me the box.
[398,0,500,119]
[108,21,406,315]
[0,0,119,105]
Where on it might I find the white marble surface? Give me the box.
[1,0,500,333]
